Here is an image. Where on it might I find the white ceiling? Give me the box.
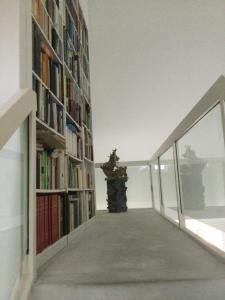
[88,0,225,162]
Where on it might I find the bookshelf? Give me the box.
[32,0,95,263]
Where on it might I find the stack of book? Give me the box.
[36,145,65,190]
[36,194,66,254]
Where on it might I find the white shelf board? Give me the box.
[66,112,81,131]
[84,156,94,164]
[83,123,92,135]
[67,188,83,192]
[82,92,91,107]
[36,118,65,138]
[65,152,83,163]
[36,118,66,149]
[64,63,80,90]
[68,216,96,243]
[40,0,63,41]
[37,236,68,269]
[32,15,63,65]
[36,189,67,194]
[32,71,64,107]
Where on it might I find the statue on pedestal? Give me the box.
[101,149,128,213]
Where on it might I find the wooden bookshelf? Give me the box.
[32,0,95,263]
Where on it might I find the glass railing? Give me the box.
[150,76,225,253]
[95,162,152,210]
[0,119,28,300]
[0,88,36,300]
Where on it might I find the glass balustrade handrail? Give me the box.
[0,88,36,150]
[150,75,225,161]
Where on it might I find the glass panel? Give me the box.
[95,165,152,210]
[160,147,179,223]
[151,160,161,211]
[177,104,225,251]
[0,120,28,300]
[95,167,107,210]
[126,166,152,209]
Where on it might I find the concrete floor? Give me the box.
[31,209,225,300]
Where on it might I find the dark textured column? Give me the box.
[106,177,128,213]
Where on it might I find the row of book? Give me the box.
[81,50,89,80]
[32,0,62,58]
[64,75,80,108]
[84,130,93,161]
[80,70,90,101]
[64,37,80,83]
[36,195,66,254]
[67,100,82,127]
[83,101,92,130]
[83,163,94,189]
[66,0,79,28]
[68,161,83,189]
[66,125,82,158]
[86,192,95,219]
[65,9,80,53]
[33,24,63,100]
[36,146,65,190]
[79,5,88,48]
[33,76,64,135]
[43,0,62,37]
[69,195,81,231]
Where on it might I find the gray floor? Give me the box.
[31,209,225,300]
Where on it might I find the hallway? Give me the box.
[31,209,225,300]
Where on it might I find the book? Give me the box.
[68,160,83,189]
[36,194,65,254]
[36,147,65,190]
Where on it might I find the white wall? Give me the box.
[88,0,225,162]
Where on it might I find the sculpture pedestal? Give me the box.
[106,177,127,213]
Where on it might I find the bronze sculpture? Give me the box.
[101,149,128,213]
[101,149,128,180]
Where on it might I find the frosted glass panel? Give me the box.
[95,167,107,210]
[160,147,179,223]
[0,120,28,300]
[177,104,225,251]
[151,160,161,211]
[95,165,152,210]
[126,166,151,209]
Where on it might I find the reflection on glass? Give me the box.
[0,120,28,300]
[151,160,160,211]
[160,147,179,223]
[177,104,225,251]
